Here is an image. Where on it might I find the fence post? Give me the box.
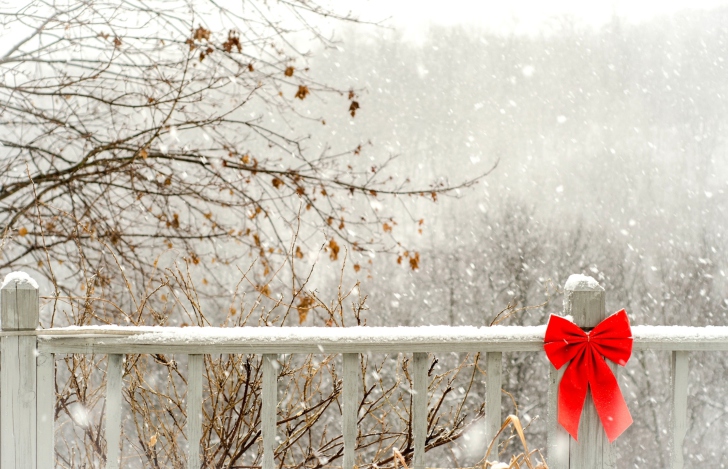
[563,274,616,469]
[1,272,40,469]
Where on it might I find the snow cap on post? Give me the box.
[564,274,603,292]
[1,271,40,330]
[564,274,605,324]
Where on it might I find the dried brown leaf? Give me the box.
[295,85,310,100]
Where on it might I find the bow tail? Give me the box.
[558,351,589,441]
[589,348,633,442]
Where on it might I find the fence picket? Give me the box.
[485,351,502,460]
[187,355,203,469]
[105,354,124,469]
[1,276,39,469]
[412,352,428,469]
[262,354,277,469]
[547,365,569,469]
[343,353,359,469]
[671,351,689,469]
[36,351,55,469]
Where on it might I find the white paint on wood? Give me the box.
[342,353,359,469]
[187,355,203,469]
[671,351,689,469]
[630,338,728,351]
[412,352,427,469]
[547,365,569,469]
[261,354,277,469]
[38,339,545,355]
[23,323,728,342]
[571,388,605,468]
[1,277,39,469]
[485,352,502,458]
[37,352,55,469]
[35,326,728,354]
[603,360,619,469]
[564,277,614,469]
[105,354,123,469]
[1,274,39,330]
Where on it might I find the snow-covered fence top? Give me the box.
[26,323,728,354]
[1,271,726,469]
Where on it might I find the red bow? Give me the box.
[544,309,633,442]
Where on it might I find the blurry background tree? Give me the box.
[0,0,486,328]
[0,2,493,468]
[312,11,728,467]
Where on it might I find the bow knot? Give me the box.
[544,309,633,442]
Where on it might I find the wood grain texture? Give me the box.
[412,352,427,469]
[36,352,55,469]
[1,280,39,469]
[261,355,277,469]
[1,277,39,330]
[671,351,689,469]
[36,329,728,356]
[105,354,124,469]
[187,355,203,469]
[484,352,502,459]
[342,353,359,469]
[38,338,544,355]
[603,360,619,469]
[564,279,613,469]
[547,365,569,469]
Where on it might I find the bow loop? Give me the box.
[543,315,587,369]
[589,309,633,367]
[544,309,633,442]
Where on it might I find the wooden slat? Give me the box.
[564,277,615,468]
[484,352,502,459]
[0,276,39,329]
[412,352,428,469]
[343,353,359,469]
[37,351,55,469]
[105,354,124,469]
[21,323,728,339]
[187,355,203,469]
[1,336,37,469]
[37,325,728,355]
[600,360,620,469]
[39,337,544,355]
[547,365,569,469]
[603,360,619,469]
[631,340,728,351]
[1,278,39,469]
[671,351,689,469]
[262,354,277,469]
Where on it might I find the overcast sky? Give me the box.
[344,0,728,38]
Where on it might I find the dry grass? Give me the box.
[482,415,548,469]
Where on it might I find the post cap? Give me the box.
[564,274,604,292]
[1,271,40,330]
[1,271,39,290]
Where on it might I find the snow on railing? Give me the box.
[2,272,728,469]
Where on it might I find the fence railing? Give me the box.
[1,272,728,469]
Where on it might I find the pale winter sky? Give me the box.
[343,0,728,38]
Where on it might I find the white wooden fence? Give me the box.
[1,272,728,469]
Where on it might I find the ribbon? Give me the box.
[544,309,633,442]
